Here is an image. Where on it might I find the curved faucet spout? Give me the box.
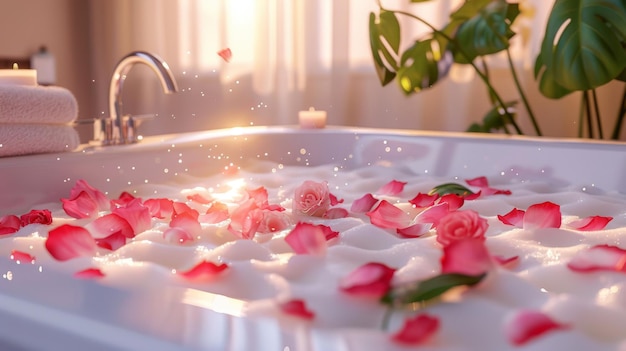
[107,51,178,143]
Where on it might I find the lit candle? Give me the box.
[0,63,38,86]
[298,107,327,129]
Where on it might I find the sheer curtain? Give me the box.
[88,0,597,138]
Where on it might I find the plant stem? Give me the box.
[381,307,394,331]
[610,85,626,140]
[584,91,594,138]
[592,89,603,139]
[506,48,541,136]
[382,7,523,135]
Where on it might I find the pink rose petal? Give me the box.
[95,232,127,251]
[87,213,134,239]
[19,209,52,226]
[110,191,137,209]
[217,48,232,62]
[247,186,270,209]
[279,299,315,320]
[74,268,105,279]
[350,193,378,213]
[523,202,561,229]
[505,309,569,346]
[415,202,450,228]
[409,193,438,208]
[438,194,464,211]
[435,210,488,247]
[339,262,396,298]
[396,223,431,238]
[567,244,626,273]
[144,198,175,219]
[187,193,212,205]
[285,222,327,255]
[170,211,202,237]
[178,260,229,281]
[45,224,97,261]
[498,208,525,227]
[494,255,520,269]
[200,201,230,224]
[69,180,109,211]
[323,207,349,219]
[257,209,292,233]
[366,200,410,229]
[377,180,407,196]
[568,215,612,231]
[466,176,511,196]
[112,198,152,235]
[440,238,493,276]
[391,313,439,345]
[0,215,21,236]
[228,199,262,239]
[329,193,344,206]
[10,250,35,264]
[173,202,200,220]
[293,180,331,217]
[163,227,194,244]
[62,191,100,219]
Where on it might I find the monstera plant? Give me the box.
[370,0,626,139]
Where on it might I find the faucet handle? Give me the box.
[121,114,156,143]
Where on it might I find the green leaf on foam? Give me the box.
[381,273,486,306]
[428,183,474,196]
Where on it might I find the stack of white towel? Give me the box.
[0,85,79,157]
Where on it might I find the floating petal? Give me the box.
[339,262,396,298]
[285,222,327,255]
[391,313,439,345]
[523,202,561,229]
[45,224,97,261]
[504,309,568,346]
[279,299,315,320]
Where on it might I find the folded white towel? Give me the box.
[0,85,78,124]
[0,124,79,157]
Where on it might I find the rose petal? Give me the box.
[567,244,626,273]
[279,299,315,320]
[323,208,349,219]
[377,180,407,196]
[110,191,137,209]
[217,48,232,62]
[247,186,270,208]
[171,211,202,237]
[498,208,525,227]
[329,193,344,206]
[112,198,151,235]
[257,209,292,233]
[437,193,464,211]
[285,222,327,255]
[173,201,200,220]
[95,232,127,251]
[523,202,561,229]
[408,193,438,208]
[396,223,431,238]
[350,193,378,213]
[435,210,488,247]
[163,227,194,244]
[10,250,35,264]
[178,260,229,281]
[494,255,520,269]
[19,209,52,226]
[45,224,97,261]
[366,200,410,229]
[69,180,109,211]
[391,313,439,345]
[144,198,175,219]
[187,193,213,204]
[293,180,331,217]
[87,213,134,239]
[504,309,568,346]
[339,262,396,298]
[62,191,100,219]
[74,268,105,279]
[415,202,450,228]
[568,215,612,231]
[465,176,489,188]
[0,215,21,236]
[228,199,262,239]
[466,176,511,196]
[200,201,230,224]
[441,238,493,276]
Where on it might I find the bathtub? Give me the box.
[1,126,626,350]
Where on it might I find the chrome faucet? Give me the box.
[94,51,179,145]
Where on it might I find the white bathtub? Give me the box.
[1,126,626,351]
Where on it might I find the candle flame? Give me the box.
[12,63,18,70]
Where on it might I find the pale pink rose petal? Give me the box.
[293,180,331,217]
[163,227,194,244]
[279,299,315,320]
[144,198,174,219]
[178,260,229,281]
[466,176,512,196]
[366,200,410,229]
[437,194,464,211]
[397,223,431,238]
[567,244,626,273]
[494,255,520,269]
[377,180,407,196]
[409,193,438,208]
[440,238,493,276]
[568,216,612,231]
[465,176,489,188]
[329,193,344,206]
[20,209,52,226]
[217,48,232,62]
[62,191,100,219]
[391,313,439,345]
[228,199,262,239]
[187,193,212,205]
[339,262,396,298]
[74,268,105,279]
[415,202,450,228]
[505,309,569,346]
[285,222,327,255]
[87,213,133,239]
[498,208,525,227]
[171,212,202,237]
[69,180,109,211]
[10,250,35,264]
[95,232,127,251]
[200,201,230,224]
[0,215,21,236]
[350,193,378,212]
[45,224,97,261]
[173,202,200,220]
[436,210,488,247]
[523,202,561,229]
[323,208,349,219]
[247,186,270,208]
[112,198,152,235]
[257,209,292,233]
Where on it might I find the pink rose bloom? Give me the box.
[293,180,331,217]
[436,210,488,247]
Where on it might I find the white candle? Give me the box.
[0,63,37,86]
[299,107,327,129]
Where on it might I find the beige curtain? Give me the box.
[87,0,619,138]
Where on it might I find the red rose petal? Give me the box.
[415,202,450,228]
[62,191,100,219]
[329,193,344,206]
[279,299,315,320]
[217,48,232,62]
[285,222,327,255]
[178,260,229,281]
[110,191,137,209]
[200,201,229,224]
[95,231,127,251]
[567,244,626,273]
[144,198,175,219]
[45,224,97,261]
[396,222,431,238]
[366,200,410,229]
[437,193,464,211]
[350,193,378,213]
[465,176,489,188]
[74,268,105,279]
[391,313,439,345]
[505,309,568,346]
[173,202,200,220]
[409,193,438,208]
[523,202,561,229]
[0,215,21,236]
[112,198,151,235]
[498,208,525,227]
[19,209,52,226]
[440,238,493,276]
[187,193,213,205]
[10,250,35,264]
[339,262,396,298]
[494,255,520,269]
[568,215,612,231]
[69,180,109,211]
[87,213,134,239]
[323,207,349,219]
[377,180,407,196]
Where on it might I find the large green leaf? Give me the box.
[369,11,401,86]
[453,0,519,63]
[535,0,626,98]
[396,35,451,94]
[381,273,486,306]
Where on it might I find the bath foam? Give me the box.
[3,161,626,351]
